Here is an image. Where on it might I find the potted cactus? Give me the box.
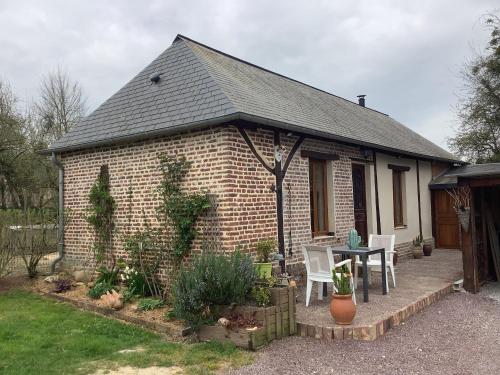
[254,239,277,279]
[330,265,356,325]
[346,228,362,250]
[412,234,424,259]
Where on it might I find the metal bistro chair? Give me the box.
[302,245,356,307]
[354,234,396,291]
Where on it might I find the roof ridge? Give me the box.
[176,36,238,116]
[175,34,389,117]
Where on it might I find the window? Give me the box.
[309,159,329,236]
[392,170,405,227]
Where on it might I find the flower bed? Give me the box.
[32,278,187,340]
[198,285,297,350]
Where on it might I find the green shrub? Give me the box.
[88,281,113,299]
[251,286,271,307]
[172,250,257,329]
[122,232,164,299]
[85,165,115,264]
[156,154,211,260]
[137,298,165,311]
[120,265,146,294]
[95,266,119,285]
[256,238,277,263]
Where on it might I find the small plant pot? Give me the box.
[330,294,356,325]
[413,246,423,259]
[254,262,272,279]
[422,244,432,256]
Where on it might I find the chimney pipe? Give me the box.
[357,95,366,107]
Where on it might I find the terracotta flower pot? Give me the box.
[423,244,432,256]
[330,294,356,325]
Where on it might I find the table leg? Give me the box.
[323,282,328,297]
[362,255,369,303]
[381,250,388,295]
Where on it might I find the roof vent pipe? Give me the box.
[357,95,366,107]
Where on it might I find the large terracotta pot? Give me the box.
[330,294,356,325]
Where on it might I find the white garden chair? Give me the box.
[302,245,356,307]
[354,234,396,292]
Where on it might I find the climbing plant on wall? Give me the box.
[157,154,211,260]
[86,165,116,265]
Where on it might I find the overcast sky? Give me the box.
[1,0,497,150]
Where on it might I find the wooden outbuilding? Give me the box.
[430,163,500,292]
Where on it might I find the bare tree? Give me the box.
[37,67,86,143]
[0,80,17,117]
[0,80,58,209]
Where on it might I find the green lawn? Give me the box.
[0,291,252,375]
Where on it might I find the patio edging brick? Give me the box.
[296,283,454,341]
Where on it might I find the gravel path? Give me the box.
[229,292,500,375]
[480,282,500,303]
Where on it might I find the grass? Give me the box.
[0,291,253,374]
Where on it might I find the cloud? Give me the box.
[0,0,496,150]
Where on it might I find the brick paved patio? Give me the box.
[295,248,463,340]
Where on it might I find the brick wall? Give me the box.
[221,127,370,266]
[61,127,235,283]
[60,124,431,282]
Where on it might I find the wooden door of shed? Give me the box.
[434,190,460,248]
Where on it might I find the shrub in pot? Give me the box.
[330,265,356,325]
[254,239,277,279]
[412,235,424,259]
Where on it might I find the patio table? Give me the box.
[330,245,387,303]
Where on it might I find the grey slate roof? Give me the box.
[442,163,500,178]
[49,35,458,162]
[429,163,500,189]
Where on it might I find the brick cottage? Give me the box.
[48,35,461,279]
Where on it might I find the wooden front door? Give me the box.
[434,190,460,248]
[352,164,368,244]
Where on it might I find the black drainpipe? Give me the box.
[50,152,64,273]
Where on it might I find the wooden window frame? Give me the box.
[392,170,405,227]
[309,158,329,236]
